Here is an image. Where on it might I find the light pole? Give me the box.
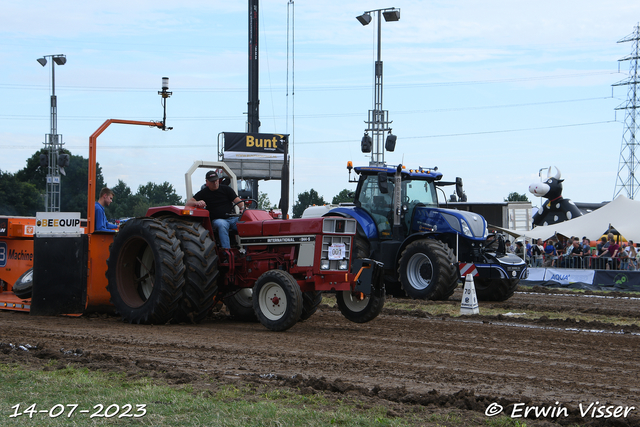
[356,8,400,166]
[37,54,67,212]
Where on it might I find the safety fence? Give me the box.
[526,254,637,271]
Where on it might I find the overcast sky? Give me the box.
[2,1,639,209]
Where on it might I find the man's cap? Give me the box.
[206,170,221,182]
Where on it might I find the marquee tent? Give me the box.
[495,195,640,242]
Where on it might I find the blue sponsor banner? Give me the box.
[522,268,640,292]
[543,268,595,285]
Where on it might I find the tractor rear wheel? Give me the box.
[106,218,185,324]
[252,270,302,331]
[473,278,519,301]
[12,268,33,299]
[162,218,219,323]
[224,288,258,321]
[299,291,323,321]
[398,239,458,300]
[336,290,385,323]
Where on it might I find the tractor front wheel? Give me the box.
[473,278,519,301]
[398,239,458,300]
[335,290,385,323]
[106,218,185,324]
[252,270,302,331]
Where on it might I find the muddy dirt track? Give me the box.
[2,287,640,426]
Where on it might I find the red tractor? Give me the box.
[105,162,385,331]
[1,121,384,333]
[1,111,385,331]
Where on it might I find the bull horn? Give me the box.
[553,166,561,180]
[546,166,552,179]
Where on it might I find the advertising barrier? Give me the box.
[522,268,640,292]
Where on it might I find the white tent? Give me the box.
[495,195,640,242]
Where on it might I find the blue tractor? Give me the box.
[315,163,527,301]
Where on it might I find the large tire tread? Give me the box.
[163,218,219,323]
[106,218,185,324]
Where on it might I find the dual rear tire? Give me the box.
[106,217,218,324]
[106,218,185,324]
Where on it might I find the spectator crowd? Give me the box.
[505,233,639,270]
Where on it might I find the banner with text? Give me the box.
[522,268,640,292]
[542,268,595,285]
[36,212,82,237]
[223,132,288,160]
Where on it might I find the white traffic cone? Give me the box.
[460,273,479,315]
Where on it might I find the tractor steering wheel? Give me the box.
[232,199,258,210]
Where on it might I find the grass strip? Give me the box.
[0,363,418,427]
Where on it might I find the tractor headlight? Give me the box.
[461,219,473,237]
[320,260,330,270]
[338,260,349,270]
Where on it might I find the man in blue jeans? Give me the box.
[186,170,244,248]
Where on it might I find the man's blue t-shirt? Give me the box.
[95,202,117,232]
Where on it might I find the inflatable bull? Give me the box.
[529,166,582,227]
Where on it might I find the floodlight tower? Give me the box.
[246,0,260,201]
[356,8,399,166]
[613,24,640,200]
[37,54,67,212]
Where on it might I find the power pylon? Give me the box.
[613,24,640,200]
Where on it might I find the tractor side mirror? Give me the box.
[378,172,389,194]
[455,177,467,202]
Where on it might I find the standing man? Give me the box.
[95,187,118,232]
[186,170,244,248]
[567,238,585,268]
[581,237,591,256]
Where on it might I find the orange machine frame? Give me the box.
[0,119,164,314]
[85,119,164,309]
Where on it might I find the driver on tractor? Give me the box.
[186,169,244,248]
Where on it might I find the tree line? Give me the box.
[2,149,357,220]
[0,149,182,220]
